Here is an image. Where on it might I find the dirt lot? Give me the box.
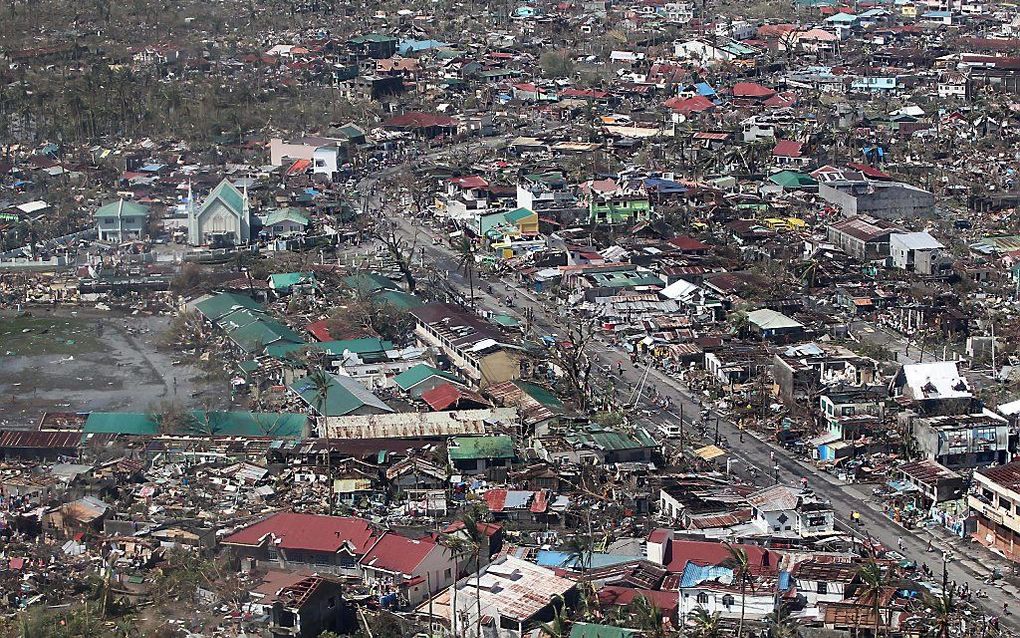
[0,309,225,428]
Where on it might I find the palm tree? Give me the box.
[539,595,569,638]
[723,543,753,638]
[923,590,954,638]
[764,604,800,638]
[455,235,477,308]
[688,608,722,638]
[628,595,666,638]
[443,534,470,638]
[564,533,595,618]
[856,561,887,638]
[458,510,486,638]
[308,369,334,515]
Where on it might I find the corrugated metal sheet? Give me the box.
[0,429,81,449]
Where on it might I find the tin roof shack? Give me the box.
[968,460,1020,561]
[746,309,805,343]
[43,495,110,536]
[221,513,379,576]
[889,231,951,276]
[773,343,878,406]
[746,484,835,538]
[789,558,861,609]
[442,555,578,638]
[897,459,964,505]
[448,435,515,475]
[818,178,934,220]
[0,430,82,460]
[826,216,899,260]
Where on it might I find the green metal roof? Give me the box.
[372,289,424,310]
[195,292,263,321]
[95,199,150,219]
[490,313,521,328]
[85,412,159,435]
[570,624,640,638]
[264,208,309,227]
[203,179,246,216]
[393,363,463,391]
[448,435,515,460]
[569,427,657,451]
[769,170,818,189]
[270,271,317,292]
[503,207,536,223]
[514,380,563,410]
[350,32,397,43]
[290,374,392,417]
[226,318,304,353]
[84,410,307,437]
[344,273,399,294]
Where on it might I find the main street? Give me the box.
[356,158,1020,630]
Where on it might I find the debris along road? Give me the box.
[357,162,1020,631]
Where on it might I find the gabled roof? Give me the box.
[290,373,394,416]
[222,512,378,553]
[394,363,464,391]
[359,531,440,576]
[264,208,310,227]
[95,199,150,219]
[773,140,805,157]
[201,179,246,216]
[422,382,491,411]
[664,539,773,572]
[195,292,263,322]
[732,82,776,98]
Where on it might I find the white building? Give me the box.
[187,179,251,246]
[746,485,835,538]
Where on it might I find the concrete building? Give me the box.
[890,231,951,275]
[826,216,898,260]
[969,460,1020,562]
[819,179,934,220]
[188,179,251,246]
[95,199,149,242]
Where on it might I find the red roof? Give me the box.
[287,159,312,176]
[663,95,715,114]
[359,531,440,575]
[221,512,378,554]
[305,319,333,342]
[668,235,709,252]
[764,91,798,108]
[846,162,891,180]
[732,82,776,99]
[421,382,491,411]
[598,587,679,613]
[664,539,773,572]
[441,520,503,537]
[449,175,489,190]
[483,488,508,512]
[384,112,457,129]
[772,140,804,158]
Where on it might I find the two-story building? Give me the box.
[95,199,150,242]
[969,460,1020,561]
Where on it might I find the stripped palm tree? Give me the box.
[764,603,800,638]
[628,595,666,638]
[455,235,477,308]
[856,561,887,638]
[688,607,722,638]
[308,369,334,515]
[540,594,569,638]
[923,589,954,638]
[723,543,753,638]
[564,533,595,618]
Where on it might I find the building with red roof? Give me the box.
[731,82,776,100]
[663,95,716,116]
[772,140,810,168]
[421,382,491,411]
[359,531,456,605]
[221,512,379,573]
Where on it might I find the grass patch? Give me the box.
[0,316,103,356]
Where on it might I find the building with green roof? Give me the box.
[266,337,393,363]
[570,624,639,638]
[290,374,393,417]
[269,272,317,294]
[344,273,399,294]
[95,199,150,242]
[393,363,465,397]
[768,170,819,192]
[84,411,308,438]
[263,208,310,237]
[194,292,263,322]
[188,178,251,246]
[448,435,515,472]
[372,289,424,310]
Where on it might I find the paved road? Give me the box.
[356,154,1020,631]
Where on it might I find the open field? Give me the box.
[0,310,226,428]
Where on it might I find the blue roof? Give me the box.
[779,570,792,591]
[680,561,734,588]
[644,177,688,194]
[398,38,451,54]
[535,550,642,570]
[694,82,716,96]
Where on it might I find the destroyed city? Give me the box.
[9,0,1020,636]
